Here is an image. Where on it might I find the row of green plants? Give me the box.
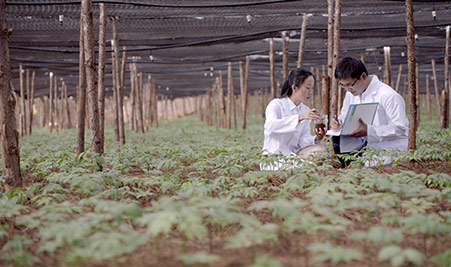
[0,116,450,266]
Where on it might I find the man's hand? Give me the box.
[348,118,367,137]
[330,117,342,131]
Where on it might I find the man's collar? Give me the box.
[361,75,378,97]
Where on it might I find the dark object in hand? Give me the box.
[315,123,325,131]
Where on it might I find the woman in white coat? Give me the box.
[261,68,327,170]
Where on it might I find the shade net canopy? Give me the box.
[6,0,451,98]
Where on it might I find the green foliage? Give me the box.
[1,235,39,266]
[430,249,451,267]
[350,226,403,244]
[176,252,222,265]
[248,256,281,267]
[378,245,424,267]
[307,241,363,265]
[0,194,27,218]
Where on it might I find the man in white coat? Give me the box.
[330,57,409,166]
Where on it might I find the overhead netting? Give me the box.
[6,0,451,97]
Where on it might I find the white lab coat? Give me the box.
[261,97,317,170]
[338,75,409,165]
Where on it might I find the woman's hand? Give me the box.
[314,126,325,141]
[298,109,321,122]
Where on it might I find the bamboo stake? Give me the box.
[431,59,441,118]
[98,3,106,153]
[227,62,233,129]
[269,38,276,99]
[384,46,392,87]
[405,0,417,150]
[297,13,308,68]
[282,31,288,82]
[426,73,431,120]
[395,64,403,92]
[81,0,101,155]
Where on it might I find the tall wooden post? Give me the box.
[218,70,225,128]
[49,72,54,133]
[25,69,30,134]
[426,73,431,120]
[384,46,392,87]
[138,72,144,133]
[282,31,288,82]
[415,63,420,126]
[227,62,233,129]
[269,38,276,99]
[321,75,331,128]
[152,83,158,128]
[441,89,449,128]
[332,0,342,114]
[242,56,249,130]
[431,59,441,118]
[19,64,25,136]
[395,64,403,92]
[445,26,450,121]
[81,0,101,155]
[64,82,72,128]
[98,3,106,153]
[40,96,46,129]
[118,47,126,145]
[297,13,308,68]
[54,77,59,131]
[327,0,335,120]
[29,71,35,133]
[0,0,22,189]
[77,12,86,154]
[111,17,120,141]
[405,0,417,150]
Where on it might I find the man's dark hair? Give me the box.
[335,57,368,79]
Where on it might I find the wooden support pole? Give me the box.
[118,46,126,145]
[77,12,86,154]
[405,0,417,150]
[0,0,22,189]
[426,73,431,121]
[445,26,450,120]
[64,82,72,128]
[219,70,225,128]
[129,63,135,131]
[98,3,106,153]
[26,69,30,134]
[206,88,213,126]
[441,89,449,128]
[321,75,331,128]
[297,13,308,68]
[40,96,46,129]
[327,0,334,93]
[138,72,144,133]
[269,38,276,99]
[19,64,25,136]
[29,71,35,133]
[111,17,120,141]
[415,63,420,126]
[431,59,441,118]
[332,0,342,114]
[54,76,59,131]
[282,31,288,82]
[227,62,233,129]
[81,0,101,155]
[152,83,158,128]
[242,56,249,130]
[49,72,54,133]
[395,64,403,92]
[384,46,392,87]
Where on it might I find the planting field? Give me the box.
[1,116,450,267]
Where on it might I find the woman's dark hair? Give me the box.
[334,57,368,79]
[280,68,315,98]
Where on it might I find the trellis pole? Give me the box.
[54,78,60,131]
[138,72,144,133]
[227,62,233,129]
[297,13,308,68]
[152,83,158,128]
[415,63,420,127]
[426,73,431,120]
[19,64,25,136]
[431,59,441,118]
[395,64,403,92]
[119,46,126,145]
[442,89,449,128]
[327,0,334,120]
[384,46,392,87]
[26,69,30,134]
[98,3,106,152]
[282,31,288,82]
[405,0,417,149]
[242,56,249,130]
[218,70,225,128]
[64,82,72,128]
[0,0,22,189]
[77,12,86,154]
[129,63,135,131]
[81,0,101,156]
[111,17,120,141]
[29,70,35,133]
[269,38,276,99]
[49,72,54,133]
[332,0,342,113]
[445,25,450,125]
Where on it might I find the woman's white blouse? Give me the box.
[263,97,316,156]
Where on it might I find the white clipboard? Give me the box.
[326,102,379,136]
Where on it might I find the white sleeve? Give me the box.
[298,120,316,148]
[264,101,298,135]
[367,94,408,142]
